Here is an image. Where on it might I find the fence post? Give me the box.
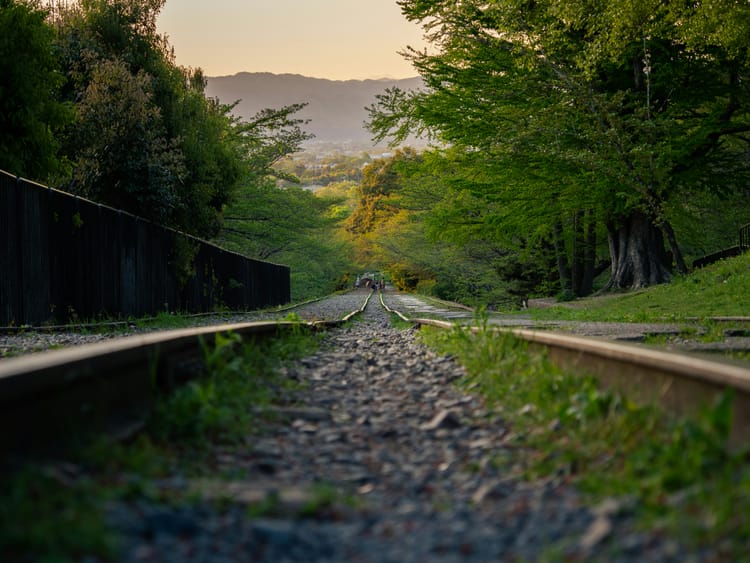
[740,224,750,251]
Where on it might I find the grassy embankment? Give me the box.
[419,254,750,558]
[528,252,750,322]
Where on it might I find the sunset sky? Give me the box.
[156,1,426,80]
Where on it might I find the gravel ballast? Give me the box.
[101,292,698,562]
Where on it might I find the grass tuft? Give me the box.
[419,317,750,557]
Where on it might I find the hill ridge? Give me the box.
[205,71,424,147]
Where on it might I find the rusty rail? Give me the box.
[0,292,372,455]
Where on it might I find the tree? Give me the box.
[168,70,245,238]
[54,0,248,238]
[341,147,550,305]
[67,57,184,223]
[217,181,354,300]
[0,0,71,180]
[213,106,355,300]
[346,148,420,235]
[369,0,750,290]
[217,103,316,259]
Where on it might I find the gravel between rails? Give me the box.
[101,294,701,562]
[0,292,368,359]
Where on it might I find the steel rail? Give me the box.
[0,292,373,455]
[0,292,349,334]
[381,293,750,450]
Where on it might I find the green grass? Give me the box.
[526,253,750,322]
[419,318,750,558]
[0,324,322,562]
[149,325,317,450]
[133,310,195,330]
[388,312,415,329]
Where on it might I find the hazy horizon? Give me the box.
[207,70,421,82]
[156,1,426,81]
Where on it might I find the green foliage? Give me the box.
[208,103,357,302]
[420,319,750,555]
[344,147,556,307]
[666,188,750,263]
[217,180,355,301]
[0,0,72,181]
[53,0,240,237]
[368,0,750,291]
[171,236,200,290]
[49,0,317,241]
[150,332,261,445]
[67,57,184,223]
[237,103,314,186]
[298,483,338,518]
[134,310,193,329]
[165,72,246,238]
[345,148,420,235]
[315,180,360,221]
[46,0,348,294]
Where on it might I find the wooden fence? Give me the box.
[0,170,290,326]
[692,223,750,270]
[740,223,750,251]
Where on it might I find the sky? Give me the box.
[156,1,426,80]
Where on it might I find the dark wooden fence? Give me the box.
[691,223,750,269]
[0,170,290,326]
[740,223,750,251]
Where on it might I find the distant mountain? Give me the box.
[205,72,424,147]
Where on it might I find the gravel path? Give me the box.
[102,294,694,562]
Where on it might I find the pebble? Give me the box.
[96,292,709,562]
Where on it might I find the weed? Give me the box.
[283,311,303,323]
[150,328,317,448]
[298,483,362,517]
[299,483,339,517]
[135,311,193,330]
[388,312,414,330]
[698,321,727,343]
[246,490,283,518]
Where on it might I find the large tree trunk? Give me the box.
[604,211,672,290]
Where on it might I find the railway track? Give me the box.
[3,290,749,561]
[0,291,372,453]
[3,289,750,453]
[380,292,750,450]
